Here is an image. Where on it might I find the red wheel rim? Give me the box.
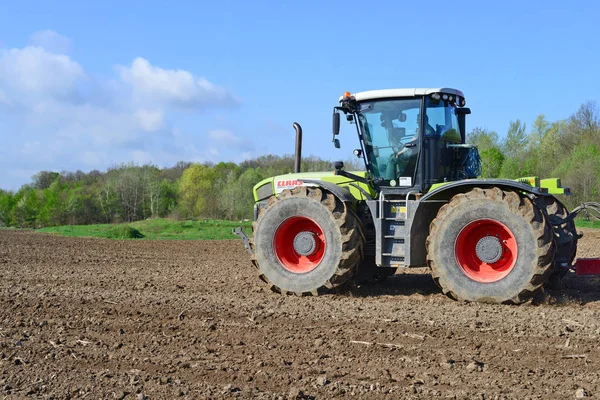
[273,216,326,273]
[454,219,517,283]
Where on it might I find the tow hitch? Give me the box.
[233,227,253,254]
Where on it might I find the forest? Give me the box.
[0,101,598,228]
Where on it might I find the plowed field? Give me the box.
[1,229,600,399]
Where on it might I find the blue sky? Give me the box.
[0,0,598,190]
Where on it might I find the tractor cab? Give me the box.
[333,88,474,194]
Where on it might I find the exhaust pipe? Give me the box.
[293,122,302,173]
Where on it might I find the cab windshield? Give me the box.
[356,98,420,184]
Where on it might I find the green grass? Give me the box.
[36,218,253,240]
[574,219,600,229]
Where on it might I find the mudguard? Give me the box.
[299,179,356,203]
[421,179,551,202]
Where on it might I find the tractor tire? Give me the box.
[536,196,578,279]
[250,186,363,295]
[426,187,554,304]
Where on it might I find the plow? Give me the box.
[235,88,600,304]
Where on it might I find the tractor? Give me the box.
[234,88,595,304]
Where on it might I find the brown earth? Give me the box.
[0,229,600,399]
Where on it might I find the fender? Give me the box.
[421,179,550,202]
[300,179,356,203]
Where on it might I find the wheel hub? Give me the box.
[293,231,317,256]
[475,236,503,264]
[454,219,518,283]
[273,216,326,274]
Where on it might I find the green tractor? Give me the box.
[236,88,581,304]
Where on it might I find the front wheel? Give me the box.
[426,187,554,304]
[251,187,364,295]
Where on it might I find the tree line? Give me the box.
[0,156,362,228]
[469,101,600,210]
[0,100,598,227]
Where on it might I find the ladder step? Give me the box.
[382,253,405,258]
[384,235,405,239]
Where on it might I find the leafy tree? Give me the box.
[98,177,120,223]
[38,179,66,226]
[236,168,264,219]
[113,165,145,222]
[219,170,244,220]
[0,190,15,226]
[178,164,216,218]
[553,143,600,205]
[479,148,505,178]
[12,187,40,227]
[499,157,523,179]
[467,127,500,151]
[32,171,60,190]
[503,119,528,159]
[528,115,550,151]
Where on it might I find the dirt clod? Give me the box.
[466,361,485,372]
[288,387,303,399]
[316,376,329,386]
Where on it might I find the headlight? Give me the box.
[256,182,273,201]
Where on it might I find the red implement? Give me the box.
[575,258,600,276]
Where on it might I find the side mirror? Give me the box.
[333,112,340,136]
[333,138,340,148]
[455,107,471,143]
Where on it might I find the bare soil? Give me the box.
[1,229,600,399]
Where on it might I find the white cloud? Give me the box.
[133,108,164,132]
[0,46,84,102]
[30,30,72,54]
[118,57,238,108]
[26,99,138,146]
[0,31,243,190]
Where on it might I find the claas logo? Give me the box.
[276,179,303,187]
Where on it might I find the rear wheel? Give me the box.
[426,187,554,304]
[250,187,363,295]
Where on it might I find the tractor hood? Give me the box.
[253,171,376,202]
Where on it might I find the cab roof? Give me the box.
[342,88,465,102]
